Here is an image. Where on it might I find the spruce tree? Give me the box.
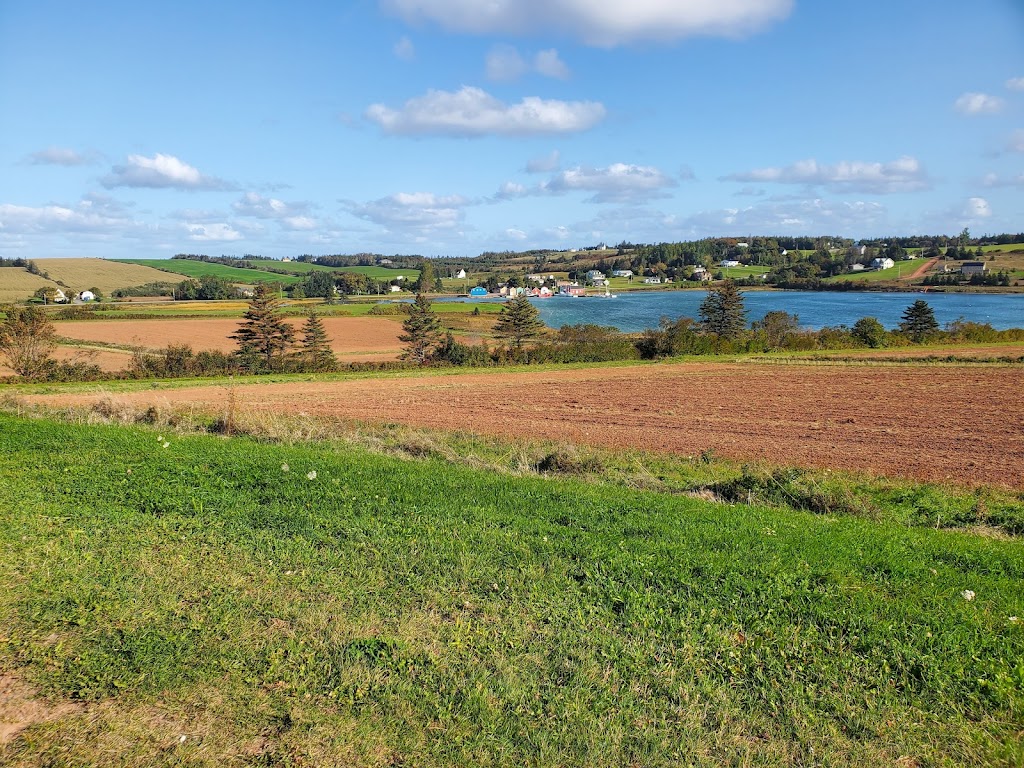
[399,293,443,364]
[898,299,939,342]
[698,280,747,339]
[230,283,294,371]
[493,296,544,348]
[299,308,337,371]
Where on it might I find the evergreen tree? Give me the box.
[399,293,443,364]
[0,304,57,378]
[493,296,544,348]
[698,280,747,339]
[231,283,294,371]
[299,308,337,371]
[898,299,939,342]
[416,258,441,293]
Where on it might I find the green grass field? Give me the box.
[0,413,1021,766]
[827,258,925,283]
[114,259,303,285]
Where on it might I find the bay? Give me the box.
[528,290,1024,332]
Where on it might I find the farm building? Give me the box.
[78,290,96,302]
[961,261,987,276]
[454,269,467,279]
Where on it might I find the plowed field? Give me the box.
[25,362,1024,489]
[53,317,404,357]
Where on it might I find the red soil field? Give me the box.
[53,317,404,357]
[24,361,1024,489]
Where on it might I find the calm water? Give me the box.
[524,290,1024,332]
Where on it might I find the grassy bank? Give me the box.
[1,415,1022,766]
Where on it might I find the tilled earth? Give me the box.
[24,361,1024,489]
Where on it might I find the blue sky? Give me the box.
[1,0,1022,260]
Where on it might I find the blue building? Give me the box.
[469,286,488,297]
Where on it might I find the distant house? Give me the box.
[850,263,866,272]
[643,276,662,285]
[691,267,711,282]
[720,259,741,268]
[455,269,467,279]
[281,256,292,263]
[378,258,393,265]
[389,285,402,292]
[871,257,895,270]
[52,288,67,303]
[526,274,544,283]
[469,286,488,297]
[78,290,95,302]
[558,282,586,297]
[611,269,633,278]
[736,242,749,249]
[585,270,606,282]
[961,261,987,276]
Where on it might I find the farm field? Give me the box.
[23,360,1024,489]
[0,268,57,303]
[32,258,176,293]
[51,317,405,357]
[1,414,1022,766]
[114,259,303,285]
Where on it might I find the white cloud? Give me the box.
[954,92,1004,115]
[981,171,1024,188]
[545,163,677,202]
[381,0,794,46]
[963,197,992,219]
[349,191,470,234]
[679,198,887,236]
[185,222,244,242]
[1006,77,1024,91]
[24,147,98,166]
[102,153,230,190]
[723,155,930,194]
[0,196,136,234]
[366,86,605,136]
[534,49,569,79]
[506,227,527,240]
[486,44,528,81]
[394,36,416,60]
[232,192,315,230]
[495,181,530,200]
[526,150,560,173]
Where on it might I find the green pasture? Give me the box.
[827,258,925,283]
[114,259,302,285]
[0,414,1022,766]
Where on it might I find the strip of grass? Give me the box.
[0,414,1022,766]
[113,259,302,285]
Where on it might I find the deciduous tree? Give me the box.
[0,304,57,378]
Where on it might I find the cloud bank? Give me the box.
[381,0,794,46]
[102,153,231,190]
[724,156,930,194]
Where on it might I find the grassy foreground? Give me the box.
[1,415,1022,766]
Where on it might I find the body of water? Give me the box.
[524,290,1024,332]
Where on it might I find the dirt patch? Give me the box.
[24,361,1024,489]
[0,672,84,744]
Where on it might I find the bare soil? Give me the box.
[24,361,1024,489]
[52,317,404,357]
[0,672,83,745]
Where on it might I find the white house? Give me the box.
[961,261,987,276]
[455,269,467,279]
[611,269,633,278]
[585,270,606,281]
[526,274,544,282]
[78,290,95,302]
[643,276,662,284]
[720,259,741,268]
[389,285,402,292]
[850,263,866,272]
[736,242,749,248]
[871,257,895,270]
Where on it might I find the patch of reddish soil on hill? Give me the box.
[24,362,1024,489]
